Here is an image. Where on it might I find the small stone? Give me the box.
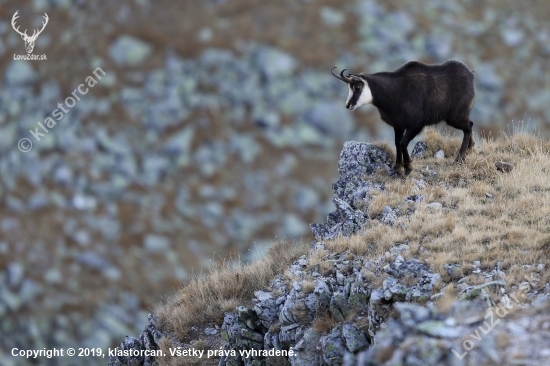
[7,262,24,287]
[5,61,36,85]
[163,126,195,156]
[292,328,322,365]
[434,150,445,159]
[404,194,423,203]
[1,218,19,232]
[411,141,429,159]
[485,193,493,198]
[495,161,513,172]
[19,280,43,302]
[501,25,524,47]
[320,7,345,27]
[381,206,397,225]
[342,324,368,352]
[144,235,170,252]
[477,64,503,91]
[1,288,22,310]
[322,326,346,364]
[426,35,452,61]
[256,47,296,80]
[415,320,461,338]
[76,252,120,280]
[197,27,213,43]
[73,230,90,246]
[413,179,426,190]
[72,195,97,210]
[240,328,263,343]
[427,202,442,209]
[109,35,152,66]
[45,268,62,284]
[204,327,218,335]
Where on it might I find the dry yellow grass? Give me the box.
[301,277,318,294]
[156,240,308,342]
[323,127,550,304]
[371,140,397,162]
[312,310,336,333]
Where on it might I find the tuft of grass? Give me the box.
[301,277,317,294]
[371,140,396,162]
[424,128,446,154]
[312,310,336,333]
[423,127,462,158]
[307,248,335,276]
[435,284,458,312]
[156,240,308,341]
[292,302,311,325]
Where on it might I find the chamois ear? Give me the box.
[358,74,367,80]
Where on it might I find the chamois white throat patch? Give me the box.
[346,80,372,110]
[355,80,373,108]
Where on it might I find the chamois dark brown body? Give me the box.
[332,60,476,174]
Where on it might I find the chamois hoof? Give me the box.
[404,168,412,176]
[454,156,465,165]
[386,165,399,177]
[389,163,403,175]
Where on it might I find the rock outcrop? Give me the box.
[108,314,164,366]
[310,141,391,241]
[108,140,550,366]
[218,251,441,366]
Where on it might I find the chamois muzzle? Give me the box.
[331,67,352,83]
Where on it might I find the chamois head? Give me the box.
[331,67,373,111]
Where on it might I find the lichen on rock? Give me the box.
[310,141,391,241]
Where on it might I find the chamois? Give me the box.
[331,60,475,175]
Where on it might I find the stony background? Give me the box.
[1,0,549,364]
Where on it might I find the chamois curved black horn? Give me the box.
[330,67,343,81]
[331,67,351,83]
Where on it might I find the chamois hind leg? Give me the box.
[467,120,475,150]
[393,128,404,171]
[455,120,473,163]
[400,126,424,175]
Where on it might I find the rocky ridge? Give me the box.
[109,141,550,366]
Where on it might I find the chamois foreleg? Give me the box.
[393,127,404,171]
[400,126,424,175]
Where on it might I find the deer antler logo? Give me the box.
[11,11,49,54]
